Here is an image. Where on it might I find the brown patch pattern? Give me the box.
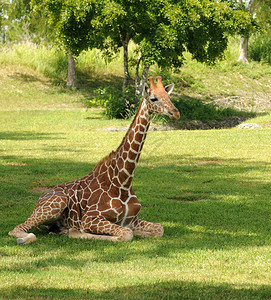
[9,76,179,243]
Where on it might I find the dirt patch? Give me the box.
[213,95,271,113]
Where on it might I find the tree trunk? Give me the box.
[136,63,150,95]
[135,51,142,93]
[120,32,130,93]
[122,39,129,92]
[238,37,249,63]
[237,0,263,63]
[67,53,78,89]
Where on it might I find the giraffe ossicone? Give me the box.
[9,76,180,244]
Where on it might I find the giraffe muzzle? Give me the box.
[167,107,180,120]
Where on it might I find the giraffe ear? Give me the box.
[165,83,174,95]
[142,83,149,99]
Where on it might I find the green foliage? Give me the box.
[137,0,254,68]
[32,0,255,92]
[249,34,271,64]
[85,86,139,119]
[1,0,53,44]
[251,0,271,30]
[244,0,271,64]
[31,0,98,55]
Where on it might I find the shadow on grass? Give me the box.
[168,95,257,129]
[0,131,62,141]
[7,70,67,88]
[0,255,88,273]
[8,72,46,83]
[1,280,271,299]
[77,71,124,90]
[1,153,270,261]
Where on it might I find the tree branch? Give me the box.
[248,0,263,13]
[135,50,142,88]
[254,0,264,11]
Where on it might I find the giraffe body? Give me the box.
[9,77,180,244]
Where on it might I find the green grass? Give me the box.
[1,44,271,299]
[1,108,271,299]
[1,111,271,299]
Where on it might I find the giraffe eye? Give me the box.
[150,97,158,102]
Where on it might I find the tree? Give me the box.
[238,0,264,62]
[248,0,271,63]
[1,0,51,44]
[32,0,253,91]
[0,1,8,43]
[93,0,153,92]
[133,0,254,92]
[31,0,99,88]
[93,0,253,93]
[258,0,271,27]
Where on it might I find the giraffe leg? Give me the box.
[68,228,127,241]
[68,216,133,242]
[130,218,164,238]
[8,188,68,245]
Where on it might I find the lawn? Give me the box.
[0,60,271,299]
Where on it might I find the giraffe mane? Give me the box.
[93,99,144,175]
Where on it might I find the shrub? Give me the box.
[249,34,271,64]
[85,86,139,119]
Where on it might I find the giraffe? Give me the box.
[9,76,180,244]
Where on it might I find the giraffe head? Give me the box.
[142,76,180,120]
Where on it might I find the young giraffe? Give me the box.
[9,76,180,244]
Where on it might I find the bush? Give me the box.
[85,86,139,119]
[249,34,271,64]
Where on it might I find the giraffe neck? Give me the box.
[97,99,151,189]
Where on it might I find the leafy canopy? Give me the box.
[31,0,99,55]
[31,0,254,66]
